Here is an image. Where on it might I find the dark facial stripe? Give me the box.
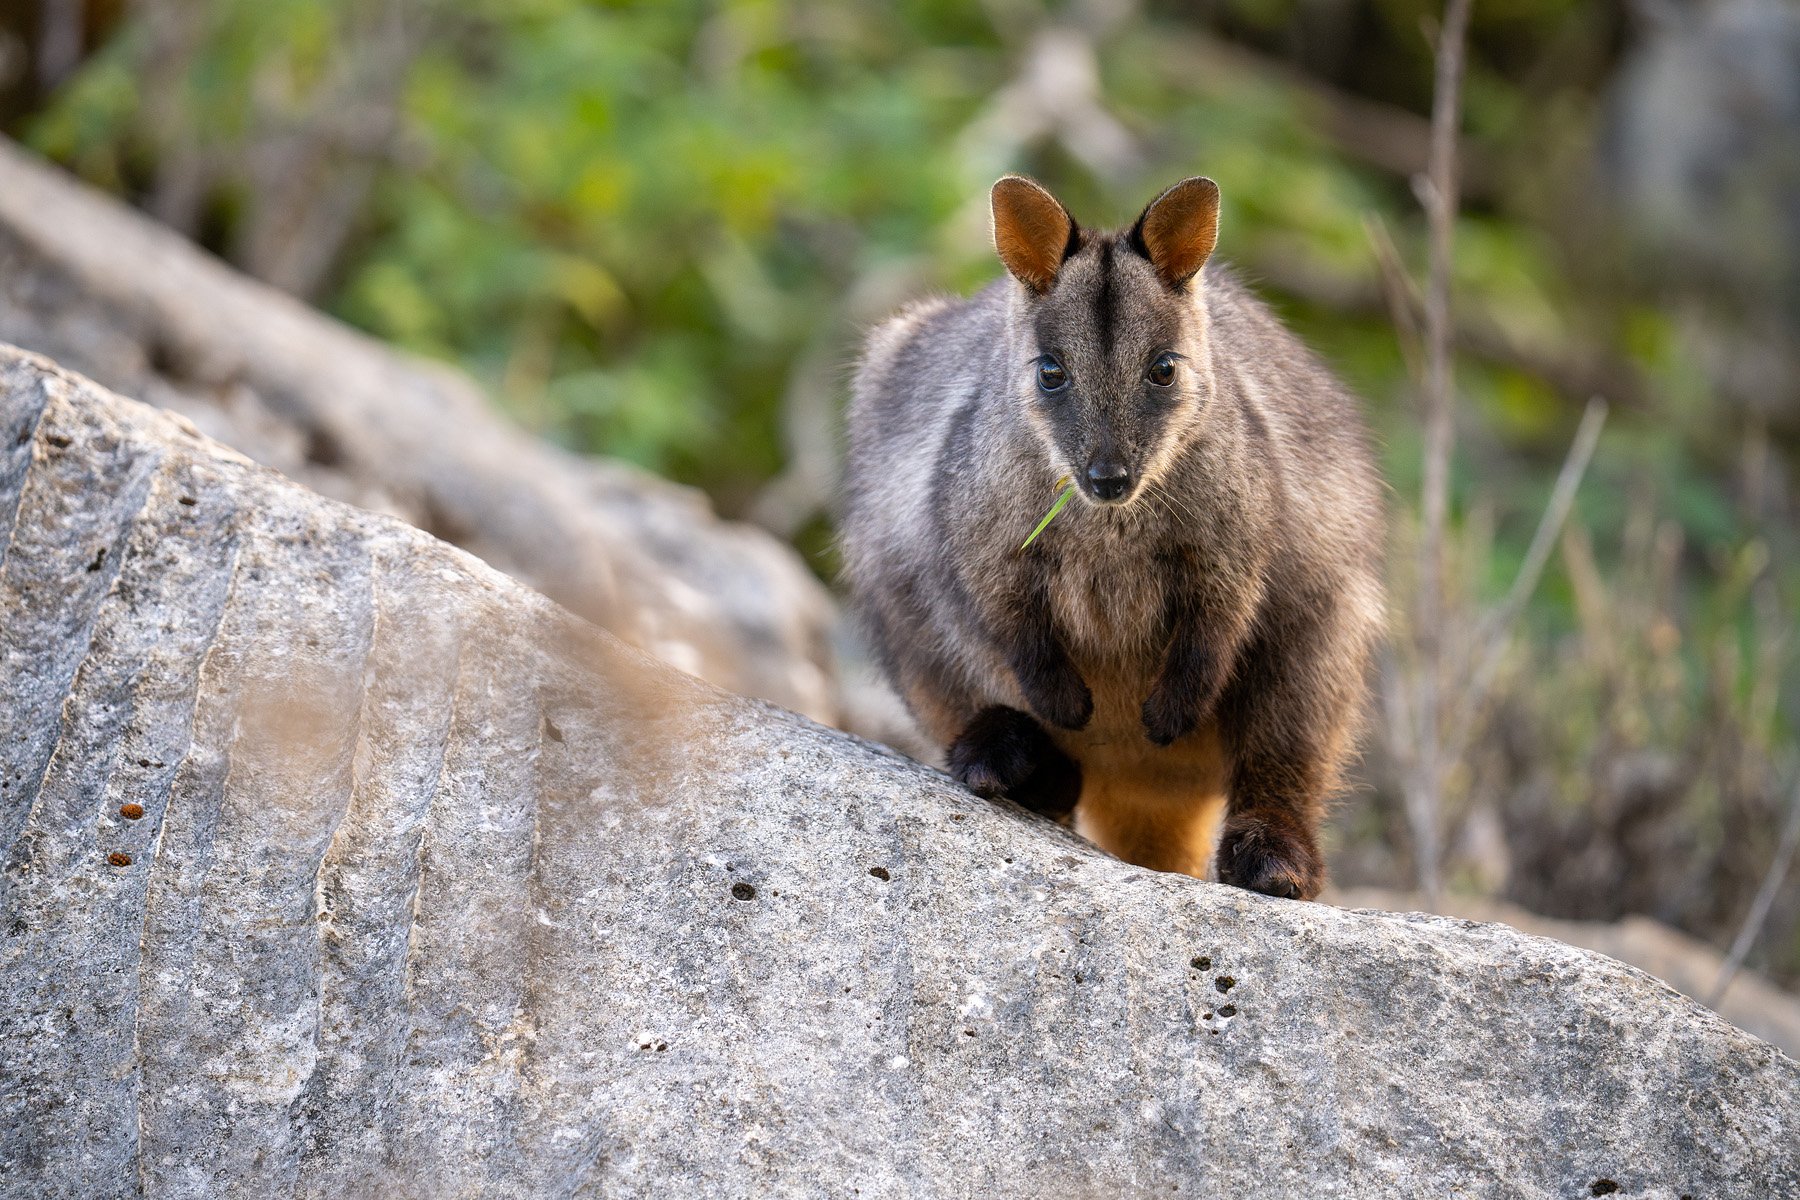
[1094,239,1115,359]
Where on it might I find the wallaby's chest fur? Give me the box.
[842,176,1383,897]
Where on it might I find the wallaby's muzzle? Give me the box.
[1082,460,1134,503]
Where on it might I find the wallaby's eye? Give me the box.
[1037,357,1068,393]
[1147,353,1177,388]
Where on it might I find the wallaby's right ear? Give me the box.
[991,176,1078,295]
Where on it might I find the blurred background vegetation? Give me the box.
[1,0,1795,984]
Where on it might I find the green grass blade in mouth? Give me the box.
[1019,480,1077,552]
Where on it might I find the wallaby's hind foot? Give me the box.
[1215,808,1324,900]
[947,706,1082,819]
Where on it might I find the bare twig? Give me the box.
[1444,396,1608,762]
[1363,214,1424,386]
[1406,0,1474,907]
[1708,775,1800,1007]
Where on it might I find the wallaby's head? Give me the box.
[990,175,1221,507]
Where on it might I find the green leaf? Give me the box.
[1019,481,1076,552]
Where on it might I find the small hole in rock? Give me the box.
[46,433,71,449]
[656,1042,667,1052]
[1215,976,1235,993]
[107,851,131,867]
[868,867,890,881]
[731,883,756,902]
[963,1029,976,1037]
[1218,1004,1237,1017]
[86,547,106,573]
[178,496,197,506]
[1589,1183,1619,1197]
[1191,956,1211,970]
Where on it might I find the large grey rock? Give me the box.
[1335,887,1800,1060]
[0,137,837,724]
[2,345,1796,1198]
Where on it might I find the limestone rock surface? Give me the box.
[1335,886,1800,1059]
[2,347,1797,1199]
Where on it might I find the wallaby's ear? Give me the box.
[991,176,1078,294]
[1129,177,1220,289]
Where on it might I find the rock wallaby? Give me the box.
[841,176,1384,899]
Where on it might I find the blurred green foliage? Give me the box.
[22,0,1613,500]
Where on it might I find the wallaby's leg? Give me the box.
[1214,620,1359,901]
[946,706,1082,819]
[988,572,1093,733]
[1213,799,1325,899]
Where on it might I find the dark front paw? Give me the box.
[1215,810,1324,900]
[947,706,1081,819]
[1141,684,1201,746]
[1140,650,1222,745]
[1020,666,1092,732]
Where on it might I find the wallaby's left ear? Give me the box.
[1129,177,1220,289]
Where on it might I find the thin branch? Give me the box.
[1418,0,1473,622]
[1708,775,1800,1008]
[1407,0,1474,907]
[1478,397,1608,658]
[1363,213,1424,387]
[1444,396,1608,759]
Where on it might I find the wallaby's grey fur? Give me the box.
[841,175,1384,898]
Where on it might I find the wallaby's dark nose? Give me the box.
[1084,462,1132,501]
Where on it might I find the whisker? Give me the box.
[1151,481,1201,529]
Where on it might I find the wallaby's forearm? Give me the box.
[985,566,1092,732]
[1142,547,1264,745]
